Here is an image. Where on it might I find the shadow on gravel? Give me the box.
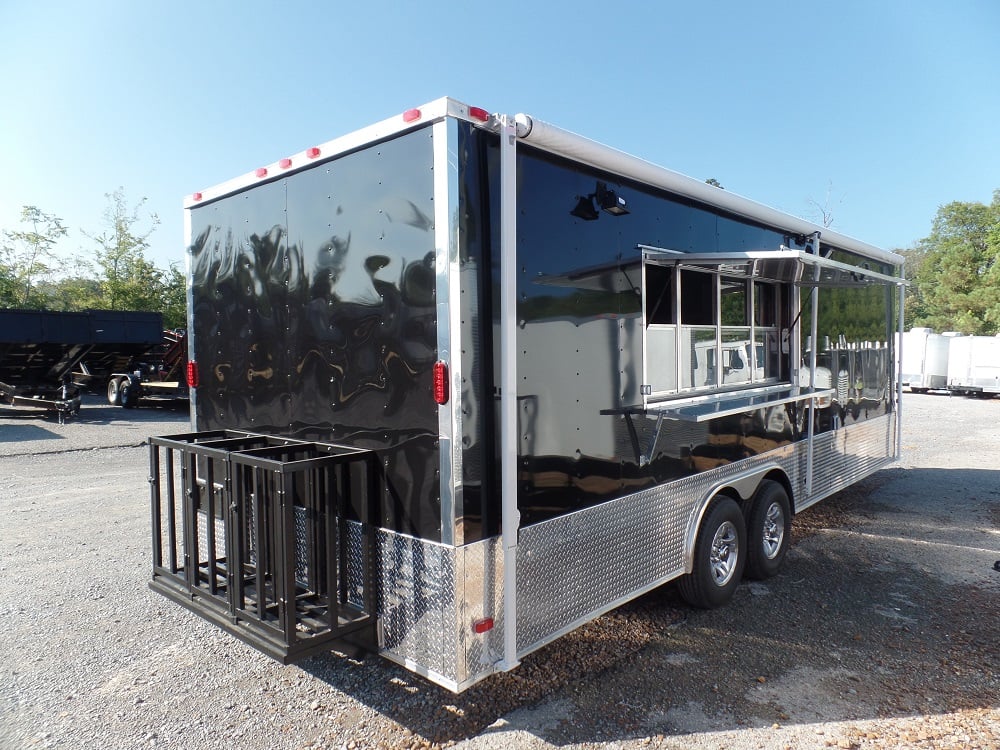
[299,588,690,747]
[74,401,191,425]
[0,423,63,441]
[295,467,999,748]
[0,395,190,426]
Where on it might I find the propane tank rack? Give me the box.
[148,430,379,663]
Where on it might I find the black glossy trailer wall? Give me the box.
[187,127,442,540]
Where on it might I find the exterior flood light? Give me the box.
[570,195,600,221]
[570,181,629,220]
[596,182,629,215]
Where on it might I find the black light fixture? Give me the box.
[569,181,630,221]
[570,194,600,221]
[596,182,629,216]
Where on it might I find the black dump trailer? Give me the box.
[0,309,163,419]
[148,98,905,692]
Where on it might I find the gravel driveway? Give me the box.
[1,393,997,750]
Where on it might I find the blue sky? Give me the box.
[1,1,997,272]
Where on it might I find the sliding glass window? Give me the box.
[643,261,781,400]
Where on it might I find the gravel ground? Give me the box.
[0,392,997,750]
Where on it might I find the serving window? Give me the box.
[643,261,781,400]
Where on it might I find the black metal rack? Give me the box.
[148,430,379,663]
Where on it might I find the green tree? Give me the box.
[161,263,187,329]
[897,246,928,325]
[0,206,68,308]
[37,275,103,311]
[85,188,164,312]
[0,261,14,307]
[908,190,1000,334]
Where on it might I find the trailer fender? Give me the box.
[682,463,790,574]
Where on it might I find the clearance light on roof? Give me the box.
[433,361,448,405]
[306,147,321,158]
[279,158,292,169]
[403,108,422,123]
[255,167,268,178]
[192,192,203,202]
[469,106,490,122]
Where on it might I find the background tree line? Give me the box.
[900,189,1000,335]
[0,189,185,329]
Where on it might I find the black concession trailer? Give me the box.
[149,98,905,691]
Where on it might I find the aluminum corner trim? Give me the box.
[498,113,521,672]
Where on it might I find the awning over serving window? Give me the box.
[641,246,905,288]
[534,247,905,293]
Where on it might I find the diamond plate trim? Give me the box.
[353,414,896,690]
[515,413,896,658]
[805,411,898,508]
[455,537,504,684]
[377,529,458,680]
[196,513,226,565]
[516,468,700,654]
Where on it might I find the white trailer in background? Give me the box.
[947,335,1000,397]
[897,327,951,392]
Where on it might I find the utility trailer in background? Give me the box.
[0,309,163,420]
[946,334,1000,397]
[148,98,904,692]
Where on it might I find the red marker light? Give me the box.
[469,106,489,122]
[472,617,494,634]
[186,361,199,388]
[306,147,321,158]
[255,167,268,178]
[403,108,422,123]
[192,192,203,202]
[279,158,292,169]
[433,361,448,405]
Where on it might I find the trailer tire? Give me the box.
[678,497,746,609]
[120,383,139,409]
[744,480,791,580]
[107,378,123,406]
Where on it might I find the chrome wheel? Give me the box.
[678,497,746,608]
[745,480,792,580]
[761,501,785,559]
[710,520,740,586]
